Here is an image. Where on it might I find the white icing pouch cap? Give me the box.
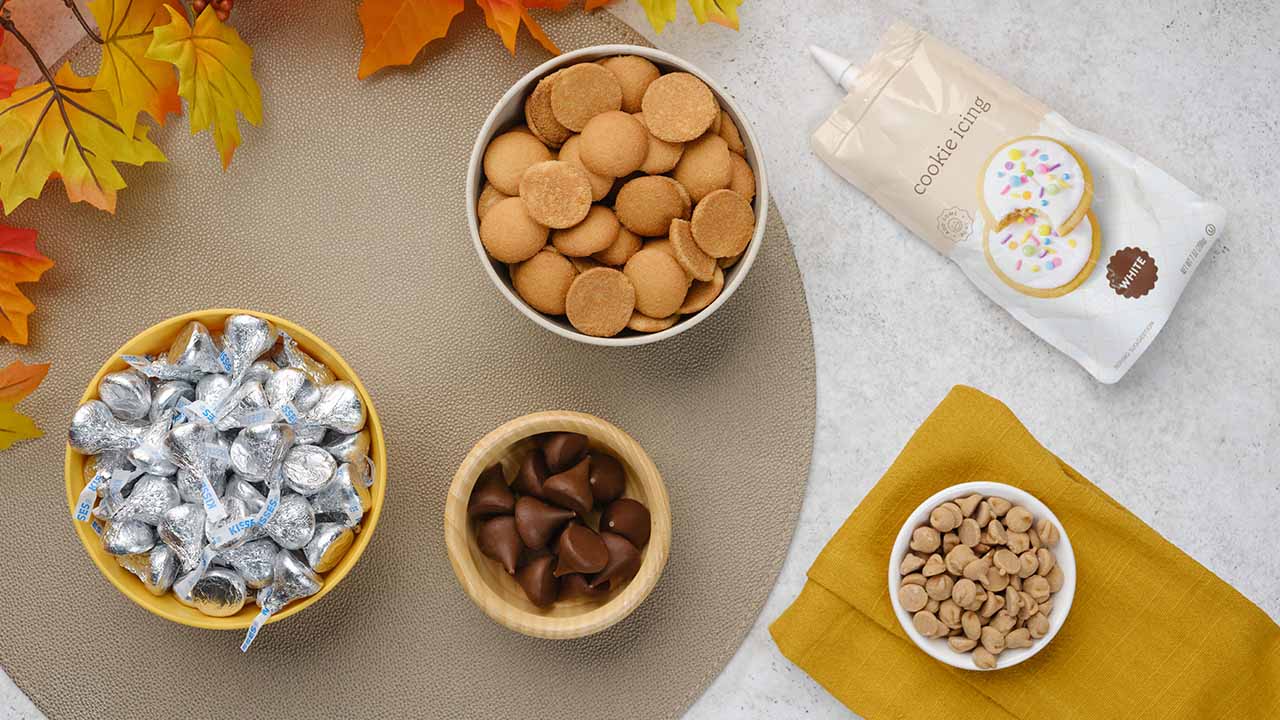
[982,137,1089,234]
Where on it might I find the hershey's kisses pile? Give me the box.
[67,313,373,650]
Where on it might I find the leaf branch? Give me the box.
[64,0,104,44]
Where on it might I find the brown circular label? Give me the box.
[1106,247,1158,299]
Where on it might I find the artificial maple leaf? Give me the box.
[0,225,52,345]
[687,0,740,29]
[0,360,49,403]
[0,28,16,100]
[146,5,263,169]
[583,0,613,9]
[89,0,184,135]
[0,64,165,214]
[634,0,677,32]
[355,0,465,79]
[475,0,560,56]
[0,403,40,451]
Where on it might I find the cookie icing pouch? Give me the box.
[812,22,1224,382]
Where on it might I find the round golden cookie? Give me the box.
[599,55,660,113]
[550,63,623,132]
[592,226,642,267]
[483,129,554,195]
[569,255,604,274]
[565,267,635,337]
[477,183,509,221]
[690,189,754,258]
[717,252,742,269]
[631,112,683,175]
[709,110,722,134]
[640,72,718,142]
[524,71,572,148]
[680,266,724,315]
[615,176,686,237]
[728,152,755,202]
[623,247,690,318]
[552,205,620,257]
[673,178,692,219]
[559,135,613,201]
[480,197,548,263]
[519,161,592,229]
[673,133,731,202]
[718,110,745,155]
[512,249,576,315]
[627,311,678,333]
[644,238,674,258]
[578,111,648,178]
[668,218,715,282]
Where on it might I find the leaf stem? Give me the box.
[64,0,104,44]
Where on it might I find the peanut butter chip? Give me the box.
[728,152,756,202]
[599,55,660,113]
[690,189,755,257]
[512,249,576,315]
[477,183,509,221]
[550,63,623,132]
[718,109,746,155]
[579,111,649,178]
[679,265,724,315]
[559,135,613,201]
[524,70,572,147]
[483,129,554,195]
[592,226,642,267]
[640,72,718,142]
[479,196,548,263]
[615,176,687,236]
[672,133,732,202]
[633,112,684,174]
[626,311,678,333]
[518,161,592,229]
[552,205,620,257]
[623,248,690,318]
[565,267,635,337]
[669,218,715,282]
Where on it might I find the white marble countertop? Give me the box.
[4,2,1278,718]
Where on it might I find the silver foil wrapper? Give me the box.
[118,544,178,595]
[264,494,315,550]
[301,382,365,434]
[129,414,177,477]
[85,449,132,495]
[310,463,369,528]
[322,429,370,465]
[176,467,225,504]
[98,370,152,421]
[206,497,256,547]
[304,523,354,573]
[196,373,232,406]
[261,550,322,612]
[273,333,335,386]
[222,314,277,384]
[264,367,320,419]
[243,360,278,387]
[183,567,247,617]
[225,476,268,515]
[150,380,195,423]
[217,538,279,589]
[229,422,295,481]
[166,321,224,375]
[102,520,156,555]
[293,423,326,445]
[112,475,180,525]
[159,503,206,571]
[214,381,272,431]
[69,400,143,454]
[282,445,336,496]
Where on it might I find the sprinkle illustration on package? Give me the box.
[811,23,1224,382]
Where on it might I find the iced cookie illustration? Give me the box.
[979,136,1093,235]
[984,210,1101,298]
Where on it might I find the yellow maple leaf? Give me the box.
[146,5,262,169]
[356,0,465,79]
[687,0,740,29]
[635,0,678,32]
[0,403,40,451]
[0,64,165,213]
[0,224,52,344]
[89,0,183,135]
[476,0,560,56]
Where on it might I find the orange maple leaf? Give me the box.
[356,0,466,79]
[0,28,18,100]
[583,0,613,9]
[475,0,560,56]
[0,359,49,403]
[0,224,53,345]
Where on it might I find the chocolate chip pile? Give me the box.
[897,493,1065,669]
[67,313,374,648]
[467,432,651,606]
[478,54,758,337]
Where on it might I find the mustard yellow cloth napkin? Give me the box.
[771,386,1280,719]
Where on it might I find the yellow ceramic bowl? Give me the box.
[64,308,387,630]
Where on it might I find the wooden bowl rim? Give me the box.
[444,411,672,639]
[63,308,388,630]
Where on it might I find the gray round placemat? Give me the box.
[0,6,814,719]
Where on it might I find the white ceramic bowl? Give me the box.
[888,481,1076,671]
[466,44,769,346]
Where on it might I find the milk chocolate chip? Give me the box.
[476,515,523,575]
[560,572,610,599]
[516,554,559,607]
[512,449,549,498]
[590,532,642,588]
[600,497,651,547]
[587,451,626,504]
[514,496,575,548]
[542,432,588,472]
[467,464,514,519]
[554,524,608,576]
[542,457,593,516]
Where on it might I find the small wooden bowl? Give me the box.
[445,411,671,639]
[64,308,388,630]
